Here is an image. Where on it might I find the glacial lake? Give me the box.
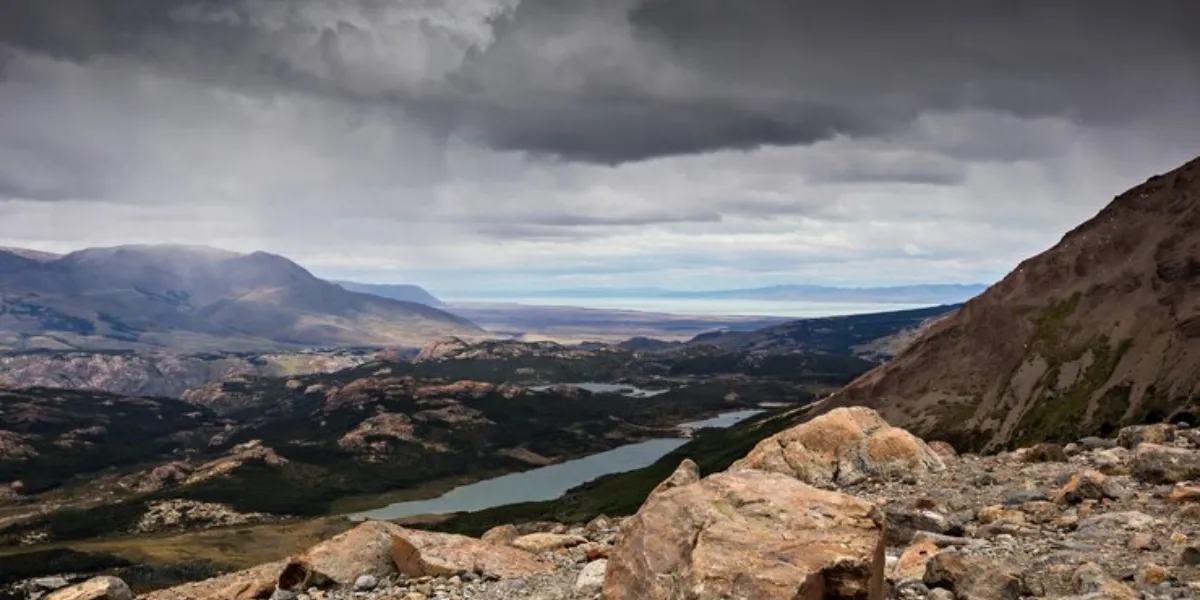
[348,408,765,521]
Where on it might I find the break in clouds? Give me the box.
[0,0,1198,291]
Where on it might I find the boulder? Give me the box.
[923,551,1027,600]
[480,524,521,546]
[731,407,945,487]
[510,532,587,554]
[388,526,553,579]
[140,562,285,600]
[283,520,399,587]
[45,577,133,600]
[1132,443,1200,484]
[1117,424,1175,449]
[603,469,886,600]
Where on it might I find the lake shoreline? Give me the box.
[338,407,769,522]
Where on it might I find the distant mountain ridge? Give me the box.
[685,304,961,361]
[486,283,988,304]
[0,244,483,351]
[334,281,445,307]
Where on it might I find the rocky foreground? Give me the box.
[17,407,1200,600]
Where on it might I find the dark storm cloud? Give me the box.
[0,0,1197,166]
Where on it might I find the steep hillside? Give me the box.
[0,245,483,351]
[335,281,445,307]
[820,156,1200,450]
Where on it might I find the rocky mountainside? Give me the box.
[687,304,960,361]
[0,244,483,351]
[817,157,1200,451]
[334,281,446,307]
[0,349,375,398]
[15,410,1200,600]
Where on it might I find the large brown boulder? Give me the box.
[145,522,552,599]
[923,552,1028,600]
[1131,443,1200,484]
[46,577,132,600]
[281,521,552,586]
[284,520,400,586]
[603,469,886,600]
[731,407,945,487]
[140,562,285,600]
[388,526,554,579]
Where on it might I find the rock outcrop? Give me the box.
[731,406,945,486]
[815,156,1200,451]
[604,468,886,600]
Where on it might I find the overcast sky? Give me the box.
[1,1,1198,294]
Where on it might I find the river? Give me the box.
[348,408,764,521]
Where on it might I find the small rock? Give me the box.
[269,589,297,600]
[574,559,607,594]
[1118,424,1176,449]
[33,577,71,591]
[353,574,377,591]
[927,588,955,600]
[977,505,1026,526]
[1136,564,1171,587]
[1128,533,1161,552]
[1054,470,1111,504]
[1078,436,1118,450]
[1023,443,1068,462]
[1180,546,1200,566]
[1167,485,1200,503]
[1003,490,1049,506]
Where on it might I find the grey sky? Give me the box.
[0,0,1198,293]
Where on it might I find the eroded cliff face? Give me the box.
[823,156,1200,451]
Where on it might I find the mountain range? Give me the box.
[815,155,1200,451]
[479,283,987,304]
[0,245,482,351]
[333,281,446,307]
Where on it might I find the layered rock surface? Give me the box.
[604,467,886,600]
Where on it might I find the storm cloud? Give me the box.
[0,0,1198,292]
